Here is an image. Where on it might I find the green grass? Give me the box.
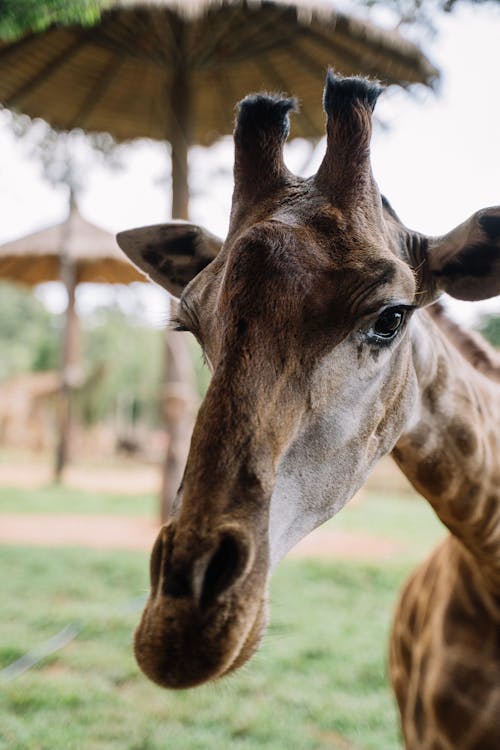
[0,479,446,749]
[0,544,412,750]
[0,484,156,516]
[326,493,446,561]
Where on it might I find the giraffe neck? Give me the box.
[393,310,500,584]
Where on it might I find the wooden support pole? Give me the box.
[54,194,82,482]
[159,18,197,521]
[54,205,80,482]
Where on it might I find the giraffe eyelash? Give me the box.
[169,316,210,369]
[169,316,190,332]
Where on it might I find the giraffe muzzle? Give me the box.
[133,520,268,688]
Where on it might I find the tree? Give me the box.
[0,280,172,432]
[79,302,164,428]
[0,1,110,40]
[0,281,59,381]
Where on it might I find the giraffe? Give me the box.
[117,72,500,747]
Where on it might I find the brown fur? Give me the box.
[390,539,500,750]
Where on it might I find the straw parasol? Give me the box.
[0,202,145,479]
[0,0,438,218]
[0,205,144,286]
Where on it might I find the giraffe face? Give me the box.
[173,198,419,567]
[116,73,500,689]
[118,195,420,690]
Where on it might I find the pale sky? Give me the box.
[0,2,499,324]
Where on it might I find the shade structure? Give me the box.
[0,0,438,144]
[0,207,145,286]
[0,0,438,219]
[0,206,145,480]
[0,0,437,145]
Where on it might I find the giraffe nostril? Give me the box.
[198,531,250,610]
[148,524,254,608]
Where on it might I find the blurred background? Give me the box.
[0,2,498,749]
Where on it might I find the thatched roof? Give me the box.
[0,0,438,145]
[0,207,145,285]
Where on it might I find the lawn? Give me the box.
[324,492,446,561]
[0,477,447,750]
[0,544,414,750]
[0,483,156,516]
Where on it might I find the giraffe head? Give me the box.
[117,72,500,689]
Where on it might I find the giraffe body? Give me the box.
[390,310,500,749]
[391,538,500,750]
[116,73,500,745]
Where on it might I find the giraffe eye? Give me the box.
[370,306,407,342]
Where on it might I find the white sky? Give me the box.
[0,2,499,324]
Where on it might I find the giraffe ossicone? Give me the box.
[117,71,500,748]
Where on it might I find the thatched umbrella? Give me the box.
[0,0,438,218]
[0,201,144,479]
[0,0,438,514]
[0,204,144,286]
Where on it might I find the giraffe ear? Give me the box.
[116,221,223,298]
[427,207,500,301]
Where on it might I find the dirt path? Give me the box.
[0,513,400,560]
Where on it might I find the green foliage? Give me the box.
[479,314,500,347]
[78,303,164,427]
[80,312,225,424]
[0,282,165,428]
[0,0,112,41]
[0,282,59,381]
[0,282,211,429]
